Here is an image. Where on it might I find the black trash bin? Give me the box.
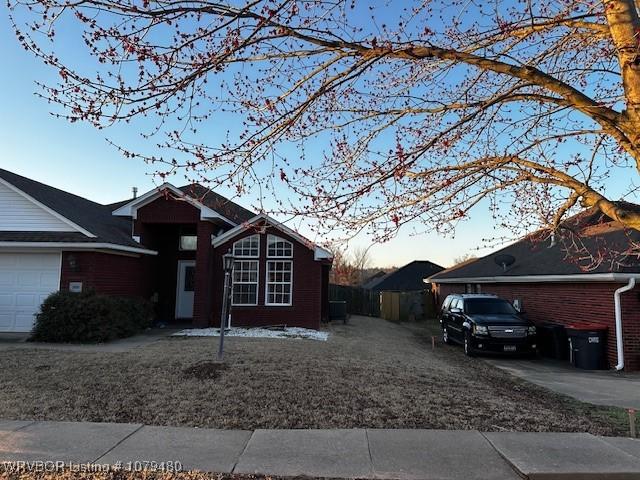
[538,322,568,360]
[329,301,348,323]
[566,325,608,370]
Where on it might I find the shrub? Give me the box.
[30,290,154,343]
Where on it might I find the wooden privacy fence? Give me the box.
[329,284,380,317]
[380,290,436,322]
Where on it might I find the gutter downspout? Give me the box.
[614,278,636,371]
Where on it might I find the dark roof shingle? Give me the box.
[365,260,445,291]
[0,169,256,248]
[178,184,255,224]
[430,206,640,281]
[0,169,140,248]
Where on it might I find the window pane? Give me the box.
[232,260,258,305]
[233,235,259,257]
[180,235,198,251]
[266,260,292,305]
[267,235,293,258]
[184,266,196,291]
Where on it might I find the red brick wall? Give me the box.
[133,196,203,323]
[193,221,215,327]
[63,194,328,329]
[212,225,324,330]
[60,251,152,298]
[135,196,200,226]
[433,282,640,371]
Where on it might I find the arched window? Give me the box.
[267,235,293,258]
[233,234,259,258]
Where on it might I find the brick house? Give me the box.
[428,207,640,371]
[0,168,332,332]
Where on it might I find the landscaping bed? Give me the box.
[0,317,626,434]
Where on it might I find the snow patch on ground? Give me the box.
[172,326,329,341]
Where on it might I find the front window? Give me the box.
[232,260,258,305]
[233,234,259,257]
[232,234,260,305]
[267,235,293,258]
[266,260,293,305]
[179,235,197,251]
[464,298,517,315]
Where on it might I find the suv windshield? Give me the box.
[464,298,517,315]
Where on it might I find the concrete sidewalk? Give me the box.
[1,420,640,479]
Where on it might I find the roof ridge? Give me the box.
[0,168,143,249]
[432,237,524,279]
[177,183,255,223]
[0,168,108,208]
[178,183,251,206]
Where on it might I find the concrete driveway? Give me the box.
[485,357,640,409]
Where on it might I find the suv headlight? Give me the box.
[527,326,537,335]
[474,325,489,336]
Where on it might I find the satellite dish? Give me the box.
[494,254,516,272]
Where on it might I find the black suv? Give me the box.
[439,294,537,356]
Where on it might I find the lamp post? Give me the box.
[218,250,234,361]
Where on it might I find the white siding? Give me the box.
[0,181,73,231]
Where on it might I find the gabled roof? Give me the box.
[178,184,255,224]
[364,260,444,291]
[112,182,255,226]
[0,169,327,258]
[0,169,147,251]
[212,213,333,261]
[430,205,640,283]
[361,271,387,289]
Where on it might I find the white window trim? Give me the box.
[231,259,259,306]
[265,259,293,306]
[267,234,293,258]
[211,213,332,261]
[232,234,260,258]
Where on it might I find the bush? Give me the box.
[30,290,154,343]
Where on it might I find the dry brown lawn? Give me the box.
[0,316,625,434]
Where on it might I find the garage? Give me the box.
[0,252,61,332]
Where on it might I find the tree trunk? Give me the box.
[605,1,640,134]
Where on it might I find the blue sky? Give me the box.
[0,7,634,269]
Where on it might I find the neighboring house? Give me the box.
[428,206,640,371]
[365,260,444,292]
[0,169,332,333]
[366,260,444,321]
[360,270,387,290]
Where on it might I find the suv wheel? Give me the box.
[442,327,451,344]
[464,332,475,357]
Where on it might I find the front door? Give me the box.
[175,260,196,319]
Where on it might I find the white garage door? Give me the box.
[0,253,61,332]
